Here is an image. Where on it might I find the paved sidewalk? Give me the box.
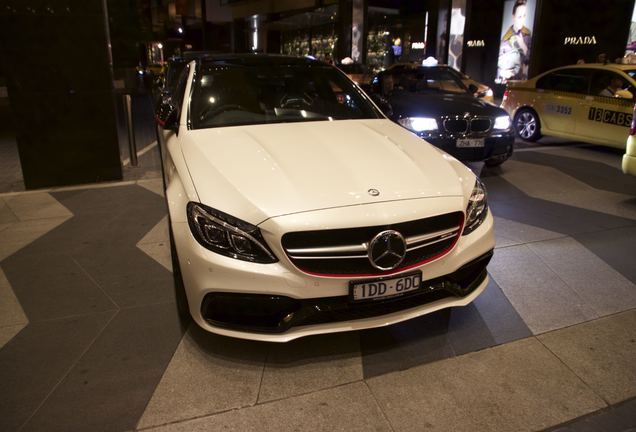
[1,142,635,431]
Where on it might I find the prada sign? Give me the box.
[564,36,597,45]
[466,40,485,47]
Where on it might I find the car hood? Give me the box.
[180,119,469,225]
[388,91,502,118]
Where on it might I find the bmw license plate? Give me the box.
[351,271,422,301]
[456,138,485,148]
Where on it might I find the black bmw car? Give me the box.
[370,64,514,166]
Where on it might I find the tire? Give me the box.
[168,222,191,324]
[514,108,542,142]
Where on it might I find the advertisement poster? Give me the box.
[496,0,536,83]
[625,1,636,59]
[448,0,466,70]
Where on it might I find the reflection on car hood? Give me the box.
[180,119,469,224]
[388,91,502,118]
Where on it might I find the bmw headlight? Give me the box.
[398,117,438,132]
[463,179,488,236]
[493,115,511,130]
[187,202,277,263]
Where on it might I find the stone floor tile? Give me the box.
[367,338,606,432]
[3,251,118,322]
[531,146,621,169]
[360,309,455,379]
[575,226,636,285]
[449,278,532,356]
[538,310,636,405]
[512,148,636,194]
[0,217,69,261]
[531,190,636,221]
[528,237,636,316]
[488,244,597,334]
[137,324,268,429]
[0,312,115,432]
[259,332,362,403]
[500,160,592,197]
[0,198,18,223]
[136,242,172,272]
[143,382,392,432]
[0,323,27,349]
[545,396,636,432]
[22,303,184,432]
[493,216,564,246]
[0,267,28,327]
[137,179,165,197]
[3,193,72,221]
[137,216,169,245]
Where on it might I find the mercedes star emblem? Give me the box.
[368,188,380,196]
[368,230,407,271]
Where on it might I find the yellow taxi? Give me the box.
[501,63,636,149]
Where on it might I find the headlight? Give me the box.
[493,115,511,130]
[187,202,277,263]
[463,179,488,236]
[398,117,438,132]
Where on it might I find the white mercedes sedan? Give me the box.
[156,54,495,342]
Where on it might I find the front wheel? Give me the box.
[514,108,541,141]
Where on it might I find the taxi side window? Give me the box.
[536,69,591,95]
[589,71,632,98]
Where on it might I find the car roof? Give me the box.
[546,63,636,72]
[196,53,325,67]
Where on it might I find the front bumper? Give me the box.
[201,250,492,334]
[420,132,515,162]
[172,199,495,342]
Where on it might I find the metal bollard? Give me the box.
[123,94,138,167]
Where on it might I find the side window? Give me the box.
[536,69,590,95]
[590,71,631,98]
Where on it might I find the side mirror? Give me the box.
[616,89,634,99]
[156,101,178,130]
[467,83,479,95]
[370,94,393,117]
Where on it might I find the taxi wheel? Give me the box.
[514,109,541,141]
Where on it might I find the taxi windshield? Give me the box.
[189,61,381,130]
[625,69,636,80]
[387,67,469,95]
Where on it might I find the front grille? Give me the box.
[443,119,468,133]
[470,118,491,133]
[281,212,464,276]
[442,117,492,135]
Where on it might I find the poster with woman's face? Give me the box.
[496,0,536,83]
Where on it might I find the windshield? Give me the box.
[189,62,382,129]
[625,69,636,80]
[383,67,469,96]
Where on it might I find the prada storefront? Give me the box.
[456,0,635,93]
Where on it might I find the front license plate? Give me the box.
[351,272,422,301]
[456,138,485,148]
